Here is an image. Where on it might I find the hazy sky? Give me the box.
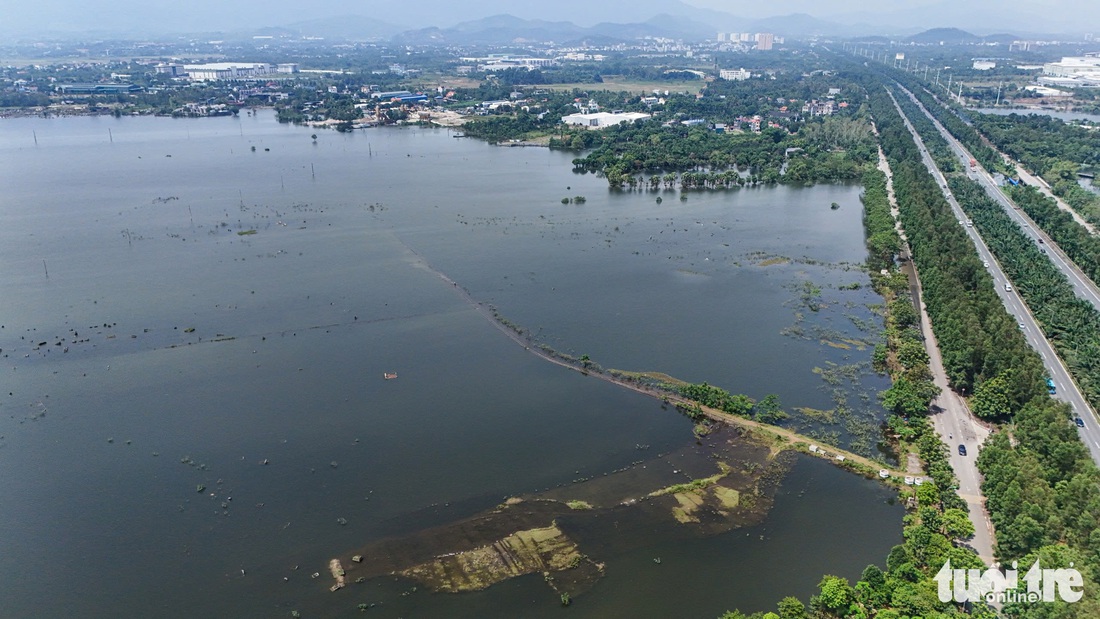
[3,0,1098,37]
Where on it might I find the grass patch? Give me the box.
[795,407,836,423]
[237,229,257,236]
[649,462,732,497]
[607,369,688,388]
[565,500,593,510]
[712,486,740,509]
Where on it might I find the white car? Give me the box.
[984,261,990,268]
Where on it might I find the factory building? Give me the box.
[561,112,651,129]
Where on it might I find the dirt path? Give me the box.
[398,238,910,480]
[1013,164,1097,234]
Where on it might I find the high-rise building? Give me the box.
[755,33,774,51]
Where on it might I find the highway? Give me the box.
[889,86,1100,468]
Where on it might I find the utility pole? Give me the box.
[995,82,1003,107]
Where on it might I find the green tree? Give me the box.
[776,596,806,619]
[941,508,975,539]
[880,377,936,418]
[816,575,853,614]
[755,394,788,424]
[971,371,1013,419]
[896,339,929,369]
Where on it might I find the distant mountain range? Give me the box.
[906,27,981,45]
[265,12,906,44]
[0,0,1087,42]
[388,13,721,46]
[262,15,1026,47]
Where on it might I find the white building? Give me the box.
[561,112,651,129]
[1025,85,1071,97]
[719,68,751,81]
[1043,56,1100,78]
[973,60,996,70]
[155,63,185,77]
[462,55,556,72]
[1041,56,1100,87]
[183,62,276,81]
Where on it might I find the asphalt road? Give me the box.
[893,85,1100,467]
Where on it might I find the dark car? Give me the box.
[1076,417,1085,428]
[958,444,967,456]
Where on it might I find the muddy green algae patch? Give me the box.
[332,428,793,597]
[397,523,602,594]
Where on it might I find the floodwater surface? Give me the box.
[0,112,901,618]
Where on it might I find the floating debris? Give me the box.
[329,559,346,592]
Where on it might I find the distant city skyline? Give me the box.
[2,0,1098,38]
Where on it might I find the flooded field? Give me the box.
[0,112,902,618]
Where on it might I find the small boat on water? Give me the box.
[383,372,398,380]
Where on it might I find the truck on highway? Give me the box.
[969,158,977,169]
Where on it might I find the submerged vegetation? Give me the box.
[335,435,792,598]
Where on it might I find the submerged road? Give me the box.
[895,84,1100,468]
[396,235,911,480]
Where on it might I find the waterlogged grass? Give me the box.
[606,369,688,389]
[398,524,593,593]
[845,313,881,334]
[566,500,593,510]
[712,486,741,509]
[794,407,836,423]
[813,361,869,386]
[650,461,733,497]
